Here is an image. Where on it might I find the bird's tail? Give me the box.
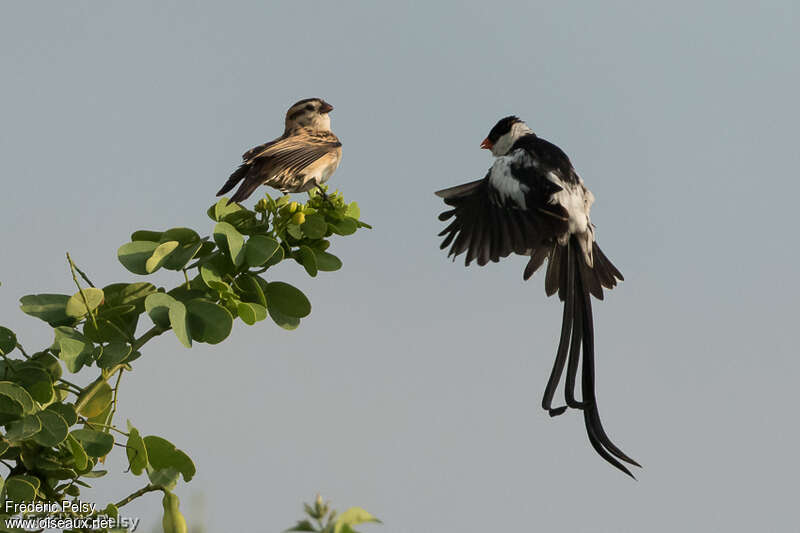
[217,164,260,203]
[540,236,640,477]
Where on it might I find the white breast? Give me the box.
[546,171,594,236]
[489,150,531,209]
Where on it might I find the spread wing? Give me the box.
[435,158,567,268]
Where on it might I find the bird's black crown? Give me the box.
[487,116,521,143]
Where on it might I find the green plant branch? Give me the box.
[115,484,163,508]
[66,252,98,330]
[14,342,30,359]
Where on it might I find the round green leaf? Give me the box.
[301,212,328,239]
[118,241,160,275]
[5,415,42,442]
[4,476,37,503]
[237,302,267,325]
[200,256,231,292]
[334,507,382,533]
[126,424,148,476]
[77,381,112,418]
[186,299,233,344]
[0,382,35,415]
[52,326,93,373]
[15,366,54,403]
[146,241,180,274]
[234,273,267,306]
[143,436,196,482]
[47,403,78,426]
[213,221,245,266]
[0,326,16,356]
[131,230,163,241]
[244,235,280,267]
[312,250,342,272]
[65,287,105,318]
[145,292,177,329]
[71,429,114,457]
[31,351,62,381]
[267,307,301,330]
[0,395,24,425]
[96,342,132,369]
[103,282,157,310]
[65,433,89,471]
[169,301,191,348]
[328,217,358,235]
[265,282,311,318]
[294,246,318,277]
[33,410,69,447]
[19,294,76,327]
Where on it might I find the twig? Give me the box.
[66,252,98,329]
[115,484,163,508]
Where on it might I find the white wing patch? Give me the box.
[488,150,531,208]
[546,170,597,265]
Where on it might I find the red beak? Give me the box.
[480,138,493,150]
[319,101,334,114]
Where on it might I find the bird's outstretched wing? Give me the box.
[217,131,341,202]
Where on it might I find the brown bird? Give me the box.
[217,98,342,203]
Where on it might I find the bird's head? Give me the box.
[285,98,334,133]
[481,116,532,156]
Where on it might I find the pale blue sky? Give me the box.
[1,1,799,531]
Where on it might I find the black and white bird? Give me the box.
[217,98,342,203]
[436,116,640,477]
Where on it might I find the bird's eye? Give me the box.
[305,104,315,111]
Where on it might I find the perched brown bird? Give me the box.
[217,98,342,203]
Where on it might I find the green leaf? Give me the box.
[14,366,54,403]
[312,250,343,272]
[235,273,267,306]
[117,241,160,275]
[131,230,163,241]
[0,382,35,415]
[31,351,62,381]
[103,282,157,311]
[145,241,180,273]
[264,245,285,268]
[213,221,245,266]
[96,342,132,369]
[143,436,195,482]
[265,282,311,318]
[287,223,304,240]
[5,415,42,442]
[46,403,77,426]
[186,299,233,344]
[199,254,231,292]
[145,292,177,329]
[65,287,105,318]
[126,422,147,476]
[294,245,318,277]
[267,307,301,330]
[4,476,37,503]
[345,201,361,219]
[301,213,328,239]
[328,217,358,236]
[237,302,267,325]
[19,294,77,327]
[211,197,245,220]
[65,433,89,471]
[285,520,316,532]
[71,429,114,457]
[52,326,93,373]
[32,410,68,447]
[0,326,16,356]
[0,395,24,425]
[334,508,382,533]
[245,235,280,267]
[160,228,203,271]
[169,300,191,348]
[77,381,112,418]
[148,466,180,490]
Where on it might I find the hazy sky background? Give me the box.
[2,2,799,531]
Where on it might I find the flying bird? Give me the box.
[435,116,640,477]
[217,98,342,203]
